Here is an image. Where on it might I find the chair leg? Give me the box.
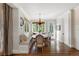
[42,47,43,53]
[36,47,38,54]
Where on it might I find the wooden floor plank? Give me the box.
[13,41,79,56]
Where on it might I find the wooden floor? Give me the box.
[13,41,79,56]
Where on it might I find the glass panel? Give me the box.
[24,19,29,32]
[32,23,45,32]
[49,23,53,33]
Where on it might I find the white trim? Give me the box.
[13,49,29,54]
[64,42,72,48]
[13,50,19,54]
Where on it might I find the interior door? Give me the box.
[61,19,64,43]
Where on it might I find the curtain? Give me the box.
[3,3,13,56]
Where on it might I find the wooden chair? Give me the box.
[35,34,45,52]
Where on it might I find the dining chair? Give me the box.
[35,34,45,52]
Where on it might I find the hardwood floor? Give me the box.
[13,40,79,56]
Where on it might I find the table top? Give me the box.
[32,33,48,38]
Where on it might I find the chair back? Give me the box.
[36,34,45,47]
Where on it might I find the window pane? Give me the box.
[32,23,45,32]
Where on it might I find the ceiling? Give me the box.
[14,3,79,20]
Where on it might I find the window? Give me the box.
[49,23,53,33]
[32,23,45,32]
[24,19,29,32]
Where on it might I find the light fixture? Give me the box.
[33,13,45,25]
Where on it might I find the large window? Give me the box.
[32,23,45,32]
[49,23,53,33]
[24,19,29,32]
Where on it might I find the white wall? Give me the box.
[13,8,20,53]
[57,6,79,50]
[18,9,29,53]
[19,10,25,35]
[13,8,29,53]
[19,9,30,39]
[64,11,72,47]
[56,18,64,42]
[57,11,72,47]
[72,6,79,50]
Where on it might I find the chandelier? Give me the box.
[33,13,45,25]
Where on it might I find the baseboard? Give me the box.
[13,50,19,54]
[13,50,29,54]
[59,40,64,43]
[64,42,71,48]
[73,46,79,50]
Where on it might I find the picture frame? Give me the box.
[20,17,24,26]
